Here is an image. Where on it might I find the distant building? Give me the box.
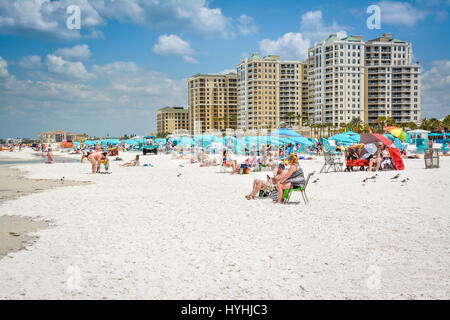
[156,107,189,134]
[365,33,421,124]
[188,73,238,134]
[237,53,306,130]
[306,33,420,126]
[39,130,88,143]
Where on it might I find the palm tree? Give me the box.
[295,113,302,128]
[375,116,386,133]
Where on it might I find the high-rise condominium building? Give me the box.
[307,33,421,126]
[156,107,189,134]
[188,73,238,134]
[308,34,366,126]
[237,53,305,130]
[365,33,421,124]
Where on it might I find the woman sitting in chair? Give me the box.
[275,154,306,204]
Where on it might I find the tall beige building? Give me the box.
[237,53,305,130]
[156,107,189,134]
[188,73,238,134]
[365,33,421,124]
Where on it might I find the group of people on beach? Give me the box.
[345,142,395,171]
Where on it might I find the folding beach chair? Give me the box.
[320,151,343,173]
[282,173,313,204]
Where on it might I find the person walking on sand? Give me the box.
[47,148,54,163]
[87,151,108,174]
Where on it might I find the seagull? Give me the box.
[177,173,182,178]
[391,174,400,180]
[400,178,409,184]
[179,164,184,167]
[368,174,378,180]
[312,178,319,184]
[60,176,65,181]
[362,178,368,183]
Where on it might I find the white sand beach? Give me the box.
[0,149,449,299]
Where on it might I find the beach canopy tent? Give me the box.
[428,133,444,137]
[175,137,194,147]
[123,139,138,145]
[73,141,81,146]
[269,128,304,137]
[328,133,359,145]
[83,140,97,146]
[102,139,120,145]
[360,133,404,170]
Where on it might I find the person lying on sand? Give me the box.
[245,163,286,200]
[121,155,140,167]
[87,151,108,173]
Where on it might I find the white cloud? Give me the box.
[421,60,450,118]
[1,57,187,136]
[237,14,259,36]
[0,0,105,41]
[377,1,429,27]
[19,55,43,69]
[299,10,348,42]
[153,34,194,55]
[259,33,311,60]
[45,54,93,81]
[54,44,91,61]
[0,0,248,41]
[0,56,9,78]
[220,69,237,75]
[259,10,347,60]
[183,55,199,64]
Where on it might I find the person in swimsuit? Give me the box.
[87,152,108,173]
[121,155,140,167]
[275,154,306,204]
[245,163,286,200]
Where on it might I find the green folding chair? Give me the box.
[282,173,313,204]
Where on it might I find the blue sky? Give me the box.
[0,0,449,138]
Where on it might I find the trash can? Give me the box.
[424,148,439,169]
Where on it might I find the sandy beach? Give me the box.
[0,155,90,260]
[0,149,449,299]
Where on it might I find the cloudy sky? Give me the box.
[0,0,449,138]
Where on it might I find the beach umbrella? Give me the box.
[269,128,303,137]
[384,126,411,143]
[360,133,394,147]
[360,133,404,170]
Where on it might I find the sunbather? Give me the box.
[231,151,258,175]
[121,155,140,167]
[245,163,286,200]
[275,154,306,204]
